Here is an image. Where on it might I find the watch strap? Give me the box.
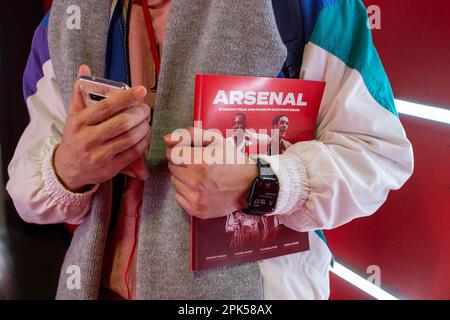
[242,157,279,216]
[257,158,276,177]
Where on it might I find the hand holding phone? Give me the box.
[53,66,151,192]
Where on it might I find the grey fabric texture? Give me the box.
[49,0,111,109]
[49,0,287,299]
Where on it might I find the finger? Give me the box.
[163,127,196,147]
[171,175,194,202]
[79,65,92,77]
[163,132,183,147]
[163,127,205,147]
[168,160,187,180]
[69,65,92,115]
[80,86,147,126]
[166,145,203,167]
[101,120,150,157]
[168,161,199,189]
[120,157,150,180]
[166,145,188,166]
[175,192,195,216]
[163,127,218,147]
[93,103,150,142]
[113,132,150,171]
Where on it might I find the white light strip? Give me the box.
[330,261,399,300]
[395,99,450,124]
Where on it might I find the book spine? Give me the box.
[190,215,196,271]
[190,74,203,272]
[193,74,203,126]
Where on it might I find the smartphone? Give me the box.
[78,75,130,108]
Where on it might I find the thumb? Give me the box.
[69,65,92,115]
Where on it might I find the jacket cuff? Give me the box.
[41,143,99,207]
[259,153,310,215]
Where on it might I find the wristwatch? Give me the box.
[242,158,279,216]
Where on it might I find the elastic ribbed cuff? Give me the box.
[259,153,310,215]
[42,143,99,207]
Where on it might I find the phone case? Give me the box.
[78,75,130,108]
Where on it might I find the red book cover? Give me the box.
[191,74,325,271]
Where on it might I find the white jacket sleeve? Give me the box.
[262,3,414,232]
[6,50,96,225]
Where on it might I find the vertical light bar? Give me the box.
[395,99,450,124]
[329,98,448,300]
[330,261,399,300]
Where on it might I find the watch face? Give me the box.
[248,177,279,213]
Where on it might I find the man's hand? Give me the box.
[54,65,151,192]
[164,127,258,220]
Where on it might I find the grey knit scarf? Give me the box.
[49,0,286,299]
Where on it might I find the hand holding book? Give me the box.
[164,127,258,220]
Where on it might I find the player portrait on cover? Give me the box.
[269,115,292,155]
[225,113,271,155]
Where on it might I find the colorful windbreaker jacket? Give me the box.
[7,0,414,299]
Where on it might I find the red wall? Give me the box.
[368,0,450,109]
[328,0,450,299]
[41,0,450,299]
